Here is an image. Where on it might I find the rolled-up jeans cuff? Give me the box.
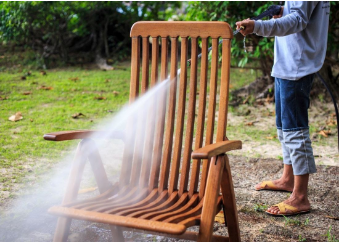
[283,129,317,175]
[277,129,292,165]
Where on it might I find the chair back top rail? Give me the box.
[130,21,233,38]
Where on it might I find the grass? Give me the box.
[0,66,131,196]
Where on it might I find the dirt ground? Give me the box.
[0,155,338,242]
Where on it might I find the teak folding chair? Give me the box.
[44,21,242,242]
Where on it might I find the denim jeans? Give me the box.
[275,75,316,175]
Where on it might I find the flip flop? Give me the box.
[255,180,292,192]
[265,202,310,217]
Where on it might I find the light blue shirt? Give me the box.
[253,1,330,80]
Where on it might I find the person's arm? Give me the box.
[236,2,318,37]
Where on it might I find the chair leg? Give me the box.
[110,225,124,242]
[52,140,91,241]
[220,155,241,242]
[198,155,225,242]
[53,218,72,242]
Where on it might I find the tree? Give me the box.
[0,1,182,68]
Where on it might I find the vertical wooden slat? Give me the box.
[188,37,208,197]
[119,37,140,188]
[139,37,159,188]
[149,37,168,191]
[216,39,231,141]
[130,37,150,186]
[168,37,188,194]
[178,37,198,196]
[158,37,178,193]
[141,37,150,92]
[198,38,219,199]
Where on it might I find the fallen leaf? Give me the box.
[78,187,97,194]
[113,91,120,96]
[214,211,225,224]
[94,96,106,100]
[9,112,23,122]
[266,135,277,140]
[325,215,339,220]
[318,130,329,138]
[38,85,53,90]
[72,113,85,119]
[245,122,254,126]
[69,77,79,82]
[22,91,32,95]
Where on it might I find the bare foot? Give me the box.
[267,193,311,215]
[255,178,294,192]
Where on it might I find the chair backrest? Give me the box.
[119,21,233,201]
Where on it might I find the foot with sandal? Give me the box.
[255,164,311,217]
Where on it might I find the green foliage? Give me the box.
[253,203,268,212]
[323,226,339,242]
[0,1,182,67]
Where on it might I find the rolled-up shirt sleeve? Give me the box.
[253,1,319,37]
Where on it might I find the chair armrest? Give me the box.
[191,140,242,159]
[43,130,124,141]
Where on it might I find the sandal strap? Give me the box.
[272,202,298,213]
[261,181,277,189]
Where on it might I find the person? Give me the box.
[235,1,330,216]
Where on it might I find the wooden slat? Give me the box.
[119,37,140,188]
[198,38,219,200]
[139,37,159,188]
[130,38,150,186]
[49,207,187,235]
[131,21,233,39]
[104,189,159,214]
[148,37,168,191]
[127,192,179,218]
[168,37,188,195]
[178,37,198,196]
[188,37,208,198]
[216,39,231,141]
[158,37,178,193]
[141,37,150,92]
[140,193,189,220]
[117,190,168,216]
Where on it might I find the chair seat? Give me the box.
[48,186,223,235]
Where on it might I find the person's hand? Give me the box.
[235,18,255,36]
[273,6,284,19]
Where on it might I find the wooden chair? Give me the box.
[44,21,242,242]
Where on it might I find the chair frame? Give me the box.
[44,21,242,242]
